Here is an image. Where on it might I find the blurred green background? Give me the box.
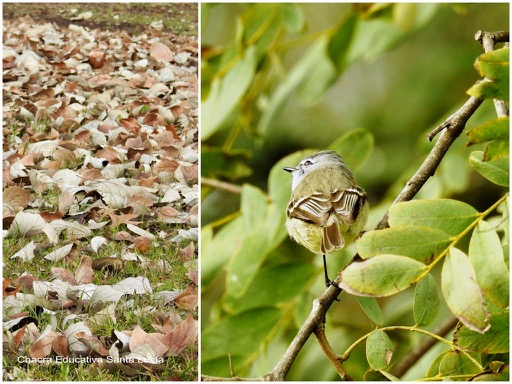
[201,3,508,381]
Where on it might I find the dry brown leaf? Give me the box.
[119,116,141,133]
[179,164,198,183]
[40,211,64,222]
[78,334,110,356]
[130,326,168,357]
[92,257,124,272]
[12,325,27,348]
[164,315,197,356]
[52,335,69,357]
[51,267,77,285]
[157,206,180,220]
[150,42,174,62]
[3,186,30,209]
[75,255,94,284]
[16,275,40,293]
[187,269,198,285]
[178,243,195,260]
[89,50,107,69]
[3,278,19,298]
[173,286,197,311]
[154,157,179,172]
[133,236,152,253]
[58,191,75,214]
[29,328,59,359]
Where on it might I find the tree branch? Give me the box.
[314,322,351,380]
[202,177,244,194]
[378,95,483,230]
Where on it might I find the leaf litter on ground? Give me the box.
[3,9,198,381]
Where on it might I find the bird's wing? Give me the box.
[331,187,366,225]
[287,192,331,226]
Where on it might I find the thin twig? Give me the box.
[390,317,459,378]
[202,177,243,194]
[378,95,483,229]
[314,322,351,380]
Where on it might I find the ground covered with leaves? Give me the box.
[3,4,198,381]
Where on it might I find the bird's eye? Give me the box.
[302,159,313,166]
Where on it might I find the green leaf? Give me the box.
[242,4,281,59]
[454,311,509,354]
[467,117,509,161]
[392,3,417,31]
[468,47,509,101]
[257,37,329,136]
[201,308,283,376]
[469,220,509,308]
[226,185,282,298]
[328,129,374,172]
[357,296,384,325]
[201,147,253,180]
[425,350,449,378]
[474,47,509,79]
[366,329,393,370]
[202,46,257,140]
[413,274,440,326]
[357,226,453,263]
[442,248,490,333]
[389,199,478,236]
[296,42,337,103]
[279,4,305,33]
[438,350,482,377]
[222,262,315,314]
[347,4,437,63]
[470,151,509,186]
[339,254,427,297]
[327,13,358,73]
[201,217,245,289]
[363,370,389,381]
[467,79,509,100]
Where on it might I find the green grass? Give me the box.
[3,3,198,36]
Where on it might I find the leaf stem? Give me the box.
[340,325,483,372]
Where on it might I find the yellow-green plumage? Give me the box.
[285,151,369,256]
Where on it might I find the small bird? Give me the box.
[284,150,369,287]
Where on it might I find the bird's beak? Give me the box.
[283,166,296,173]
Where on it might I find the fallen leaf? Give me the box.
[150,42,174,62]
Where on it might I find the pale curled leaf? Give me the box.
[442,248,490,333]
[10,241,36,261]
[63,321,92,354]
[468,220,509,308]
[8,211,48,238]
[44,243,73,261]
